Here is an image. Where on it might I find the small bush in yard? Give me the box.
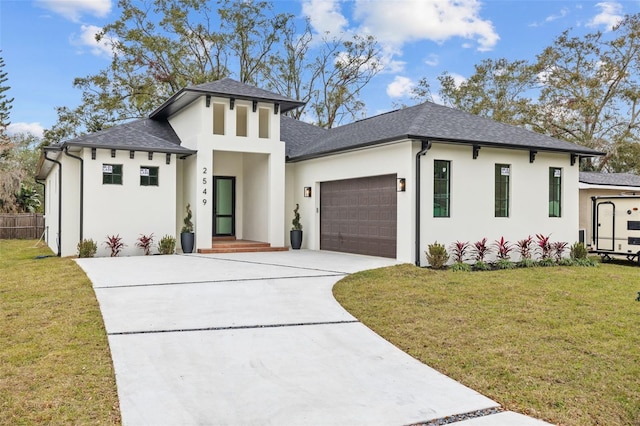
[77,239,97,258]
[136,233,155,255]
[426,242,449,269]
[570,242,588,260]
[494,259,515,269]
[158,235,176,254]
[552,241,569,262]
[536,234,552,260]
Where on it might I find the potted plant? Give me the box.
[290,203,303,250]
[181,204,195,253]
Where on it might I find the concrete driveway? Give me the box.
[77,250,549,426]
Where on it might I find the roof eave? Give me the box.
[64,141,197,156]
[287,134,605,163]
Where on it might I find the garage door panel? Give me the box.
[320,174,397,258]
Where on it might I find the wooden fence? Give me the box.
[0,213,45,239]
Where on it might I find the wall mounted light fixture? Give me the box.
[304,187,312,197]
[397,178,406,192]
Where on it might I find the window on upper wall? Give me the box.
[102,164,123,185]
[236,105,248,137]
[549,167,562,217]
[495,164,510,217]
[433,160,451,217]
[258,107,270,139]
[140,166,159,186]
[213,103,225,135]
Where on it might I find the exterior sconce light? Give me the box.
[397,178,406,192]
[304,187,312,197]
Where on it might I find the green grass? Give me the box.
[334,263,640,425]
[0,240,120,425]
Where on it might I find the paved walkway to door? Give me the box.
[77,250,550,425]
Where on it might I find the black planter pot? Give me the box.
[181,232,195,253]
[290,230,303,250]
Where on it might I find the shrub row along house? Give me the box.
[36,78,602,264]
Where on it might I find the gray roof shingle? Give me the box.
[285,101,603,161]
[57,118,195,155]
[151,78,305,119]
[579,172,640,187]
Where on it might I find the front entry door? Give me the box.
[213,176,235,237]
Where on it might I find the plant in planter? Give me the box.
[136,233,155,256]
[104,234,126,257]
[181,204,195,254]
[158,234,176,255]
[290,203,303,249]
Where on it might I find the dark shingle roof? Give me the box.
[579,172,640,187]
[280,115,329,159]
[150,78,305,119]
[58,118,195,155]
[285,102,603,161]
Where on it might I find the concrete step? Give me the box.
[198,239,289,254]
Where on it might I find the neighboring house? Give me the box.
[36,78,602,265]
[578,171,640,247]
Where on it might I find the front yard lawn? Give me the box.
[0,240,120,424]
[334,263,640,425]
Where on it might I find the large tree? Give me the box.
[414,14,640,172]
[433,58,539,128]
[44,0,382,144]
[534,14,640,171]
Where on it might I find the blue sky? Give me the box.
[2,0,639,138]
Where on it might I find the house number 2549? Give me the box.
[202,167,208,205]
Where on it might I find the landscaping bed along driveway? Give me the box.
[77,251,550,426]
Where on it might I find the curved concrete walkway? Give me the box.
[77,250,550,425]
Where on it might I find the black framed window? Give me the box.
[495,164,510,217]
[102,164,122,185]
[434,160,450,217]
[140,166,159,186]
[549,167,562,217]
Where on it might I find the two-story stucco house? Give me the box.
[36,78,602,265]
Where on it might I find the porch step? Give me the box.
[198,239,289,254]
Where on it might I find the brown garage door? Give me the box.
[320,174,397,258]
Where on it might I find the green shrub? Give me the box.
[426,242,449,269]
[494,259,515,270]
[77,239,97,258]
[450,262,471,272]
[538,257,556,267]
[473,260,492,271]
[558,258,575,266]
[574,258,598,267]
[570,242,588,260]
[517,258,537,268]
[158,234,176,255]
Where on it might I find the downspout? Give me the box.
[64,147,84,242]
[43,150,62,257]
[415,139,432,266]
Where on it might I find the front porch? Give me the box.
[197,237,288,254]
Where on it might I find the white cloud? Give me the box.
[448,73,467,88]
[353,0,499,52]
[386,76,415,98]
[424,54,439,67]
[71,24,117,57]
[587,2,623,30]
[7,122,45,139]
[529,7,569,27]
[302,0,349,36]
[36,0,112,22]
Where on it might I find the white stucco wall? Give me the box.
[290,140,580,265]
[82,148,177,257]
[289,142,415,262]
[169,95,285,250]
[418,144,579,265]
